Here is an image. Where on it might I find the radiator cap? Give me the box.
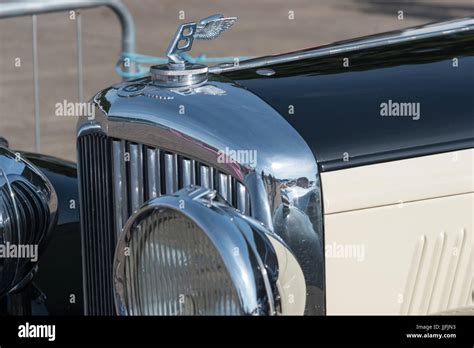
[150,63,208,87]
[151,14,236,88]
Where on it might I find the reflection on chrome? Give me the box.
[79,72,325,315]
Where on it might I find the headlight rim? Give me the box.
[113,186,281,316]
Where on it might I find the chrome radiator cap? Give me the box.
[151,14,236,88]
[150,63,208,88]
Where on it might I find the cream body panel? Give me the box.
[322,149,473,315]
[321,149,473,214]
[325,193,473,315]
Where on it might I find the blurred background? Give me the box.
[1,0,473,161]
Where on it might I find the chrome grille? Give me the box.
[78,133,115,316]
[78,133,250,315]
[11,181,49,245]
[109,139,250,233]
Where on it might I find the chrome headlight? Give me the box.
[113,186,306,315]
[0,147,57,296]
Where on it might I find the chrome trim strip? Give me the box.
[210,17,474,74]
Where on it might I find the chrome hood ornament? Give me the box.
[151,14,237,87]
[195,14,237,40]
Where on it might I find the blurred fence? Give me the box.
[0,0,136,152]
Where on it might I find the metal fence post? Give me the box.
[32,14,40,152]
[0,0,137,80]
[76,11,84,102]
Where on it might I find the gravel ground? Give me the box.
[0,0,473,161]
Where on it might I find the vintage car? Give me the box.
[0,15,473,316]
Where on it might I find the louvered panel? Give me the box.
[401,228,472,314]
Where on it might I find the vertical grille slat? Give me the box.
[164,153,178,194]
[180,158,195,188]
[146,148,161,200]
[129,144,144,214]
[112,140,128,237]
[80,136,92,312]
[236,182,250,215]
[78,134,250,315]
[218,173,229,202]
[199,165,211,189]
[94,136,104,315]
[102,136,115,315]
[87,135,98,314]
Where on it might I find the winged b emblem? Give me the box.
[166,14,237,66]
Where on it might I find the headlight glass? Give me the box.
[121,207,242,315]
